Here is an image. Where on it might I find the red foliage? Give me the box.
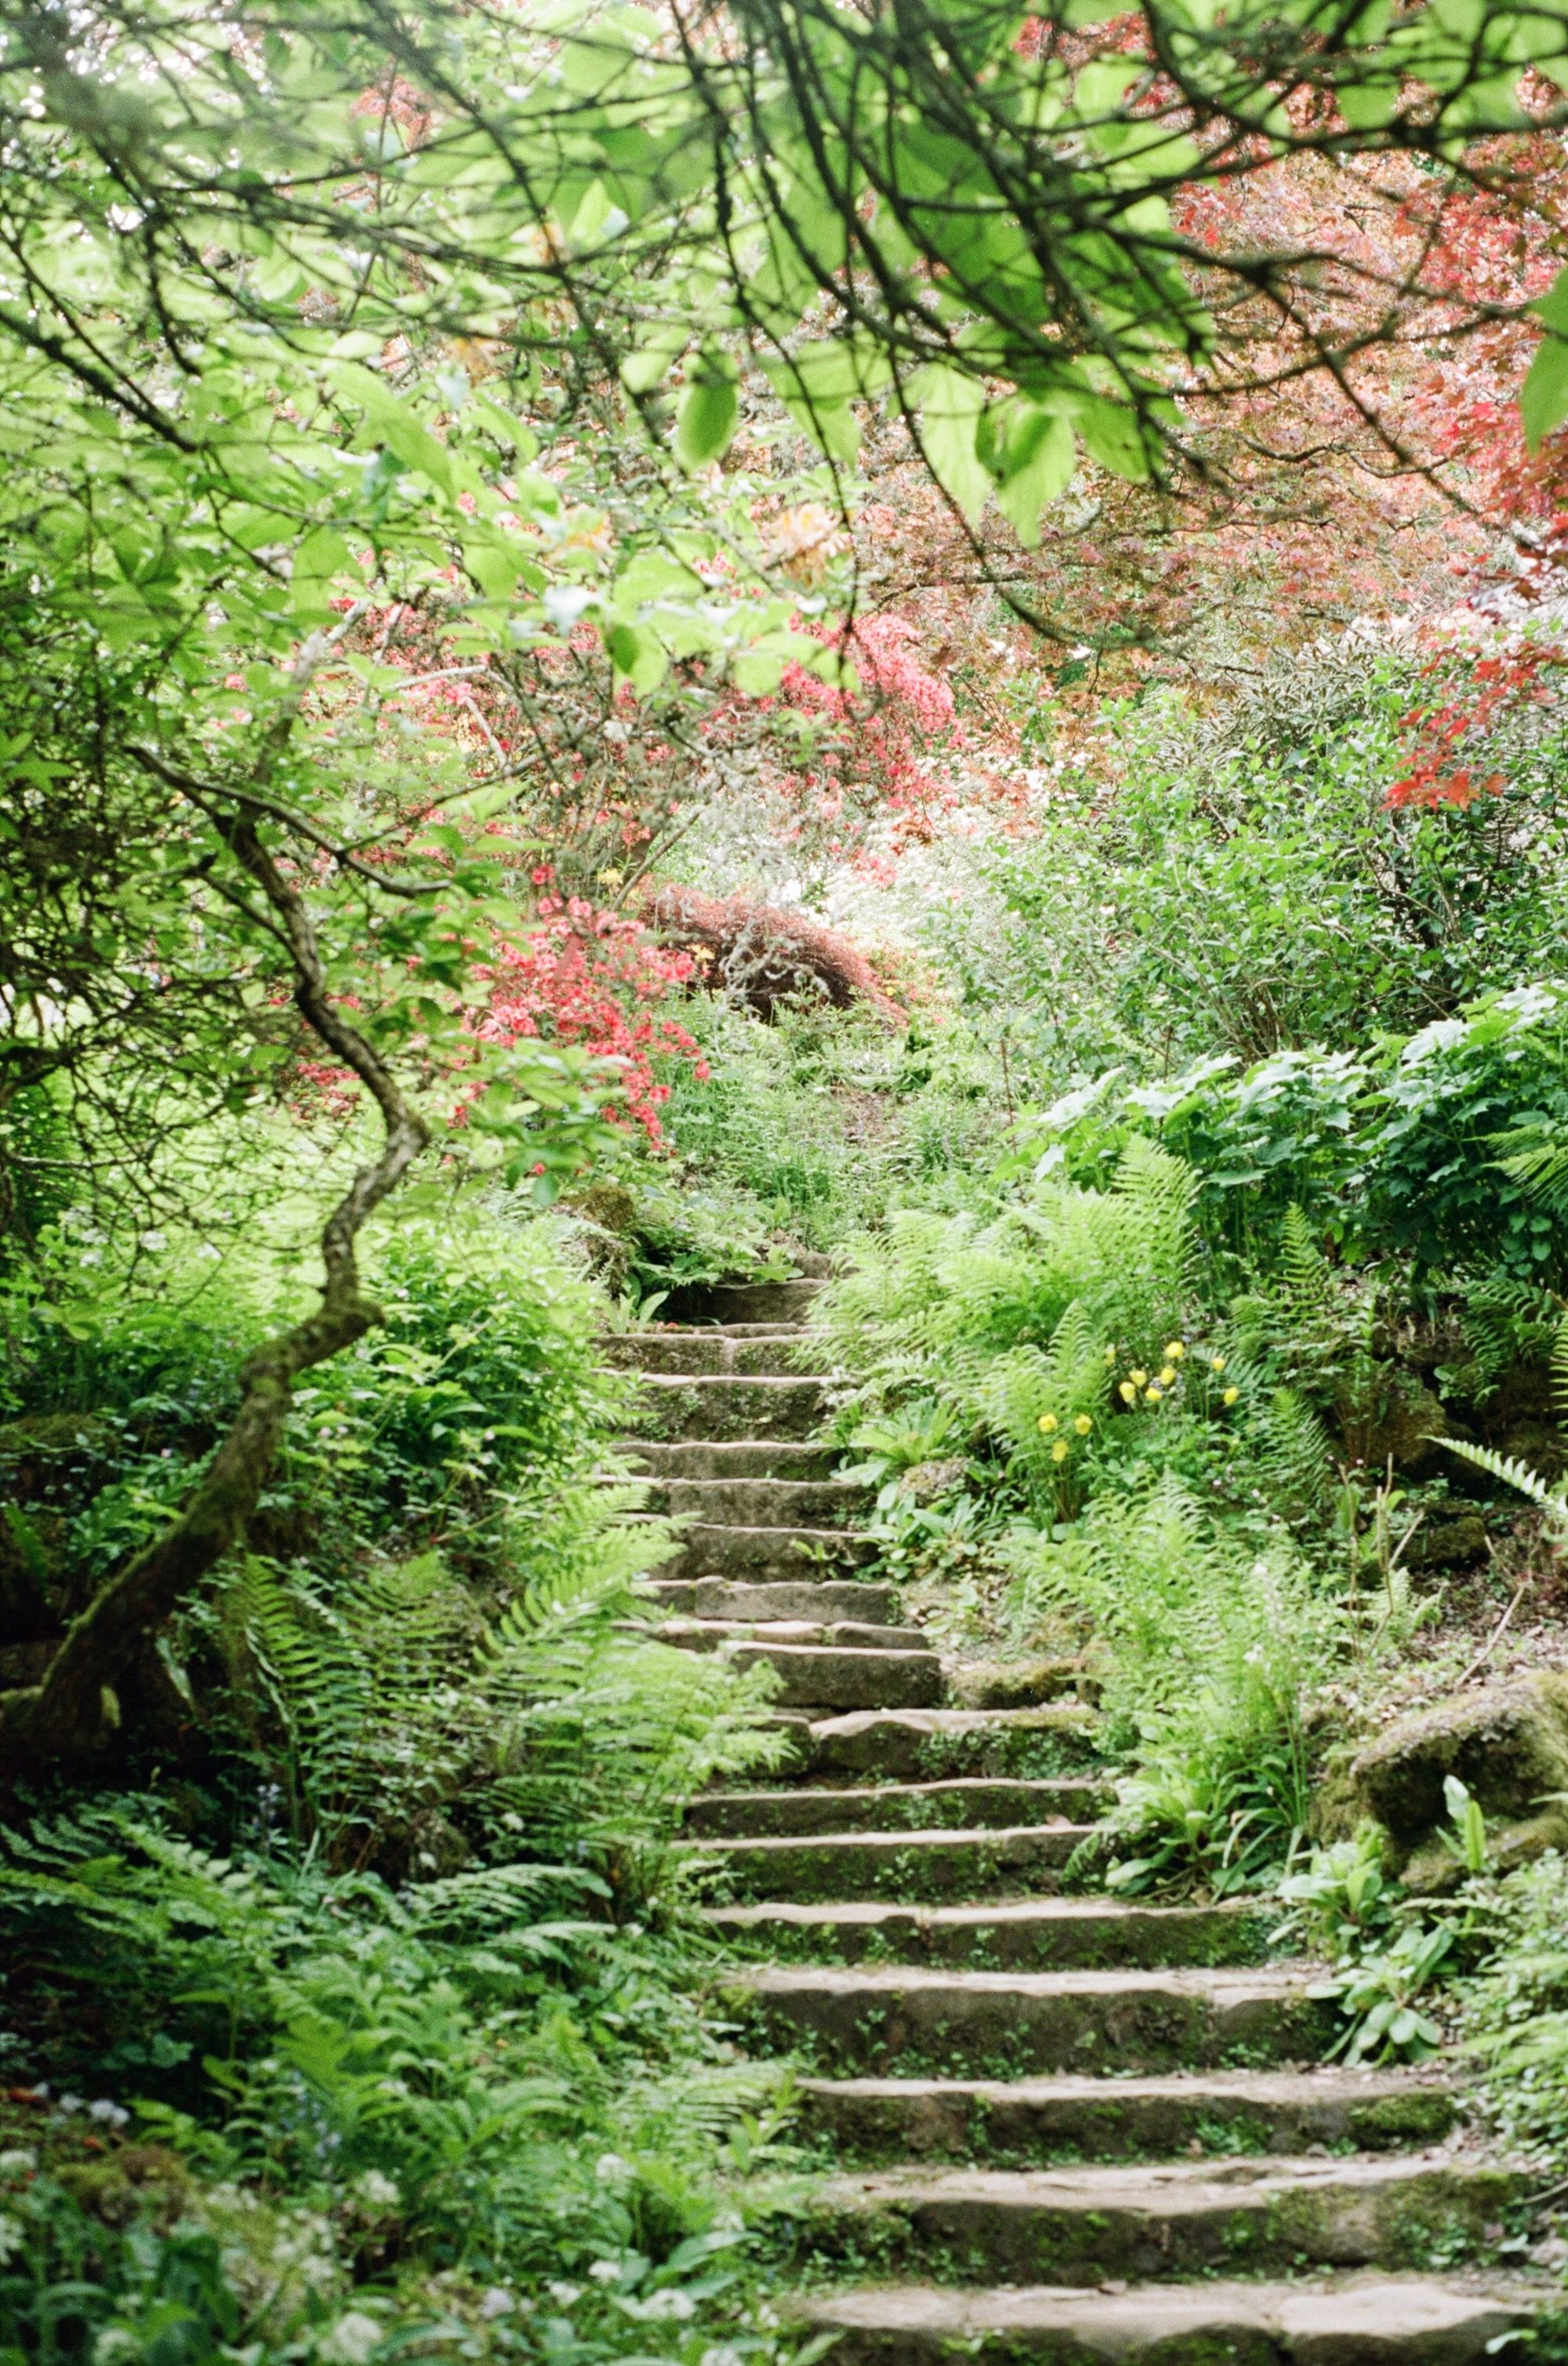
[472,881,707,1140]
[644,885,904,1025]
[1387,639,1566,810]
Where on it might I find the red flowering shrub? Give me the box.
[474,883,707,1141]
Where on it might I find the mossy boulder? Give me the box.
[1350,1672,1568,1856]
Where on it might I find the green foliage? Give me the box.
[1461,1850,1568,2170]
[925,658,1568,1090]
[1366,985,1568,1279]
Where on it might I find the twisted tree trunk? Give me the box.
[0,773,430,1782]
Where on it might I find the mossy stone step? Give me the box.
[659,1277,822,1325]
[735,1963,1333,2075]
[649,1577,899,1623]
[717,1641,945,1713]
[696,1820,1094,1903]
[652,1524,880,1583]
[629,1441,843,1481]
[661,1618,928,1655]
[790,2274,1535,2363]
[602,1332,816,1376]
[793,2155,1518,2285]
[688,1778,1109,1841]
[627,1375,826,1442]
[640,1476,872,1525]
[706,1894,1269,1970]
[802,1707,1106,1781]
[793,2067,1458,2163]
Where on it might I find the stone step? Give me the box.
[637,1476,872,1525]
[706,1894,1269,1969]
[626,1376,826,1442]
[789,2156,1517,2286]
[626,1441,843,1481]
[652,1524,880,1582]
[717,1641,946,1714]
[660,1618,929,1655]
[659,1278,822,1325]
[793,2067,1458,2162]
[735,1964,1331,2074]
[790,2274,1535,2364]
[650,1578,900,1623]
[602,1332,817,1377]
[802,1707,1105,1782]
[688,1778,1110,1840]
[695,1822,1096,1903]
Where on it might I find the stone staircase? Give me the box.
[610,1282,1539,2362]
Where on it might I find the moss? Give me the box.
[1351,1672,1568,1852]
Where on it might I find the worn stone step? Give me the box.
[803,1708,1105,1782]
[695,1822,1095,1903]
[660,1618,928,1655]
[790,2156,1518,2285]
[602,1332,816,1377]
[626,1441,843,1481]
[793,2066,1458,2163]
[650,1578,900,1623]
[626,1376,826,1442]
[791,2274,1535,2364]
[640,1476,872,1525]
[688,1778,1109,1841]
[652,1524,880,1582]
[735,1964,1331,2074]
[718,1641,946,1714]
[706,1894,1269,1969]
[659,1278,822,1325]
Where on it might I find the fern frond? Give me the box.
[1442,1435,1568,1521]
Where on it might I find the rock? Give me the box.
[1406,1510,1488,1571]
[1350,1672,1568,1853]
[1344,1375,1454,1478]
[949,1657,1099,1710]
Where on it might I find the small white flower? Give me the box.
[587,2261,620,2285]
[353,2170,399,2210]
[0,2215,24,2267]
[477,2288,514,2320]
[546,2283,582,2310]
[319,2311,383,2365]
[92,2330,140,2366]
[640,2289,695,2321]
[593,2151,630,2184]
[87,2100,129,2129]
[56,2095,83,2116]
[0,2150,37,2178]
[702,2347,746,2366]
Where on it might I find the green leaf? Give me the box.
[915,363,991,524]
[605,620,669,693]
[993,407,1076,545]
[330,362,454,494]
[674,358,739,471]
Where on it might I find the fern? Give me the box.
[1442,1435,1568,1529]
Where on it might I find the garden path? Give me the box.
[609,1285,1534,2364]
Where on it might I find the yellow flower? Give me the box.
[1104,1346,1117,1365]
[1223,1386,1240,1406]
[1158,1365,1176,1387]
[1210,1356,1227,1374]
[1118,1379,1137,1404]
[1145,1383,1163,1403]
[1130,1368,1148,1388]
[1051,1439,1069,1464]
[1165,1341,1185,1361]
[1038,1412,1058,1435]
[1073,1414,1093,1436]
